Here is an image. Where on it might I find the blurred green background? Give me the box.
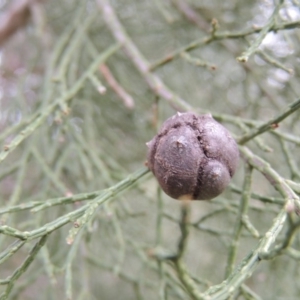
[0,0,300,299]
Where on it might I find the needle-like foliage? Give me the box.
[0,0,300,299]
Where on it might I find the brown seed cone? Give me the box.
[146,112,239,200]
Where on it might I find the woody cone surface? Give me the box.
[146,112,239,200]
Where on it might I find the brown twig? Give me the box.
[99,64,135,109]
[171,0,210,32]
[0,0,44,46]
[96,0,193,112]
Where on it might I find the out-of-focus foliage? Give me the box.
[0,0,300,299]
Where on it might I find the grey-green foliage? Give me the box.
[0,0,300,299]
